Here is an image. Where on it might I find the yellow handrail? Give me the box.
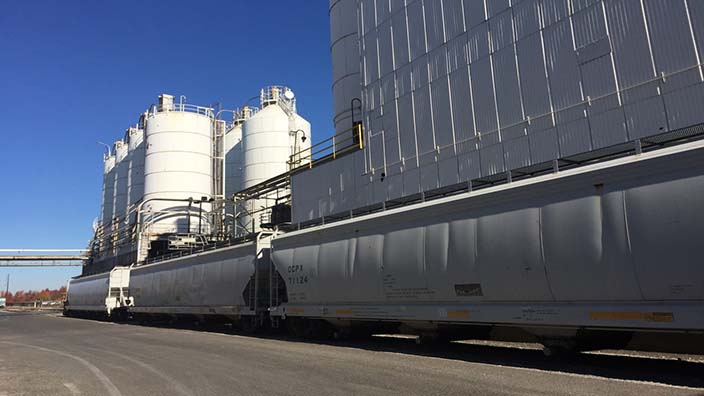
[289,123,364,170]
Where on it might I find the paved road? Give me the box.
[0,311,703,396]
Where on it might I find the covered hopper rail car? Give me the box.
[66,137,704,356]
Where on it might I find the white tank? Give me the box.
[113,140,129,225]
[143,94,214,235]
[127,126,145,223]
[240,87,311,233]
[330,0,362,135]
[224,107,256,235]
[101,153,116,247]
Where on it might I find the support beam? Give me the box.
[0,260,86,267]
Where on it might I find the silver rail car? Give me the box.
[270,140,704,354]
[64,267,132,318]
[129,236,271,325]
[66,234,275,327]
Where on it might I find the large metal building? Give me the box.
[297,0,704,223]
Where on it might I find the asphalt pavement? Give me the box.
[0,311,703,396]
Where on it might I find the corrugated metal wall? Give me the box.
[359,0,704,197]
[292,0,704,223]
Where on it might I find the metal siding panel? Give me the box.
[447,33,469,73]
[397,94,418,161]
[467,22,491,63]
[420,162,439,191]
[411,54,430,89]
[413,84,435,155]
[382,73,396,104]
[543,19,583,110]
[390,0,405,13]
[689,0,704,65]
[480,143,505,176]
[490,8,515,52]
[572,2,607,49]
[624,95,668,140]
[364,30,380,84]
[605,0,657,99]
[408,0,427,60]
[514,0,541,40]
[424,0,445,50]
[376,0,391,24]
[392,8,411,68]
[487,0,510,18]
[517,33,553,117]
[361,0,376,34]
[370,130,386,170]
[383,102,401,164]
[386,171,404,200]
[541,0,568,27]
[579,55,618,107]
[501,123,527,142]
[503,135,532,170]
[572,0,601,13]
[557,117,591,156]
[396,63,413,97]
[373,79,385,112]
[431,77,454,148]
[443,0,465,40]
[470,57,499,134]
[464,0,487,30]
[643,0,698,76]
[372,173,388,202]
[586,95,620,124]
[529,127,560,163]
[378,21,395,77]
[589,107,628,149]
[493,45,524,127]
[663,82,704,130]
[429,44,448,81]
[458,150,482,180]
[449,66,476,146]
[438,156,459,187]
[403,166,421,194]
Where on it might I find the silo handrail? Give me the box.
[147,103,214,118]
[288,124,364,170]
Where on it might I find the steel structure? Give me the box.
[0,249,88,267]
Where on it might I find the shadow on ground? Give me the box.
[92,317,704,390]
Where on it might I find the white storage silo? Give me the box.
[224,107,256,235]
[113,140,129,225]
[330,0,362,135]
[101,153,116,250]
[143,94,214,235]
[240,87,311,233]
[127,126,145,223]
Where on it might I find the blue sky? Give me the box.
[0,1,333,292]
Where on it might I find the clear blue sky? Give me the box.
[0,1,333,292]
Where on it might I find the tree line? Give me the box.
[0,287,66,304]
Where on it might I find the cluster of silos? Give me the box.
[99,125,146,259]
[226,86,311,236]
[95,88,311,265]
